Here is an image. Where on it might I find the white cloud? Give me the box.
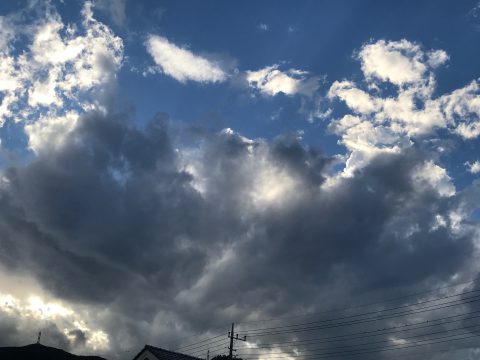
[440,80,480,139]
[24,111,79,154]
[0,1,123,153]
[466,160,480,174]
[328,80,381,114]
[258,23,269,31]
[246,65,320,97]
[182,128,303,210]
[412,161,456,197]
[427,49,449,68]
[358,40,430,85]
[146,35,227,83]
[2,293,111,352]
[0,269,110,353]
[328,115,410,176]
[28,67,63,107]
[249,154,300,208]
[328,39,480,174]
[455,122,480,139]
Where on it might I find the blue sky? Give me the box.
[2,0,480,182]
[0,3,476,143]
[2,1,480,359]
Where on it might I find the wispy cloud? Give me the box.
[246,65,321,97]
[258,23,269,31]
[146,35,227,83]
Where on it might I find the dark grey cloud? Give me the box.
[0,311,71,351]
[0,108,478,359]
[68,329,88,348]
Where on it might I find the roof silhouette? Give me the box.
[0,343,107,360]
[133,345,205,360]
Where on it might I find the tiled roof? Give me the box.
[133,345,205,360]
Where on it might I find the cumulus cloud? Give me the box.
[358,39,448,86]
[466,160,480,174]
[246,65,321,97]
[24,112,80,153]
[0,1,123,153]
[328,39,480,175]
[0,270,109,355]
[0,5,479,360]
[412,160,456,197]
[328,80,382,114]
[146,35,227,84]
[0,107,477,359]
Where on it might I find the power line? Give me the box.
[236,310,480,349]
[181,337,228,354]
[190,341,228,354]
[239,294,480,337]
[238,288,480,335]
[175,334,226,352]
[175,328,226,343]
[175,279,480,359]
[241,332,480,359]
[237,322,480,356]
[189,341,229,357]
[359,345,474,360]
[236,278,479,327]
[228,323,247,360]
[188,339,230,355]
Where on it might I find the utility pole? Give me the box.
[37,332,41,344]
[207,349,210,360]
[227,323,246,360]
[228,323,234,360]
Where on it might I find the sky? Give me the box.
[1,1,480,359]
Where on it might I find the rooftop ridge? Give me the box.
[145,344,205,360]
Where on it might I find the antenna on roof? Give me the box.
[37,331,42,344]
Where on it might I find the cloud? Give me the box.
[328,39,480,175]
[0,1,123,153]
[466,160,480,174]
[412,160,456,197]
[258,23,269,31]
[143,37,321,101]
[442,81,480,139]
[0,270,109,354]
[246,65,321,97]
[358,39,448,86]
[24,112,80,153]
[0,108,477,358]
[146,35,227,84]
[328,80,382,114]
[94,0,127,26]
[467,1,480,28]
[0,5,479,360]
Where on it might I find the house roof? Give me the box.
[0,343,107,360]
[133,345,205,360]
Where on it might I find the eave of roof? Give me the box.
[132,345,204,360]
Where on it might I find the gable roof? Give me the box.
[133,345,205,360]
